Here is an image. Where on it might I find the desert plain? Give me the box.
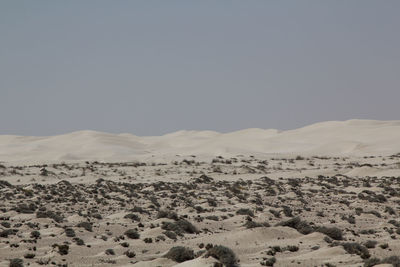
[1,120,400,267]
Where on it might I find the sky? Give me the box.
[1,1,399,136]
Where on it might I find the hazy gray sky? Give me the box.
[1,1,399,136]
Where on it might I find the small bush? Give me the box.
[342,215,356,224]
[261,257,276,266]
[36,210,64,223]
[120,242,129,247]
[124,213,141,222]
[285,245,299,252]
[35,258,51,265]
[105,249,115,255]
[157,210,178,220]
[364,257,381,267]
[1,221,11,228]
[65,228,75,237]
[125,250,136,258]
[30,230,40,239]
[9,258,23,267]
[206,245,238,267]
[382,256,400,267]
[364,240,377,249]
[76,222,92,232]
[316,226,343,241]
[271,246,281,253]
[165,246,194,263]
[341,242,370,259]
[161,219,198,236]
[163,230,177,240]
[0,229,17,238]
[23,253,35,259]
[364,256,400,267]
[73,237,85,246]
[379,243,389,249]
[269,209,281,218]
[244,220,270,229]
[206,215,219,221]
[15,204,36,214]
[143,237,152,243]
[124,229,140,239]
[130,206,147,214]
[276,217,314,235]
[385,206,396,215]
[236,208,254,217]
[58,244,69,255]
[282,206,293,217]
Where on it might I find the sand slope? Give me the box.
[1,120,400,163]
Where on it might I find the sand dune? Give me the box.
[1,120,399,164]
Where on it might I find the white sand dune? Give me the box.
[1,119,400,164]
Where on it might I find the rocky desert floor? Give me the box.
[1,154,400,267]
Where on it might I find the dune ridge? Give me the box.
[1,119,400,163]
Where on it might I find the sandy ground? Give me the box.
[1,120,400,266]
[1,153,400,267]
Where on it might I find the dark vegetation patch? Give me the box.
[164,246,195,263]
[206,245,238,267]
[1,160,399,267]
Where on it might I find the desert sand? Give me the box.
[1,120,400,267]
